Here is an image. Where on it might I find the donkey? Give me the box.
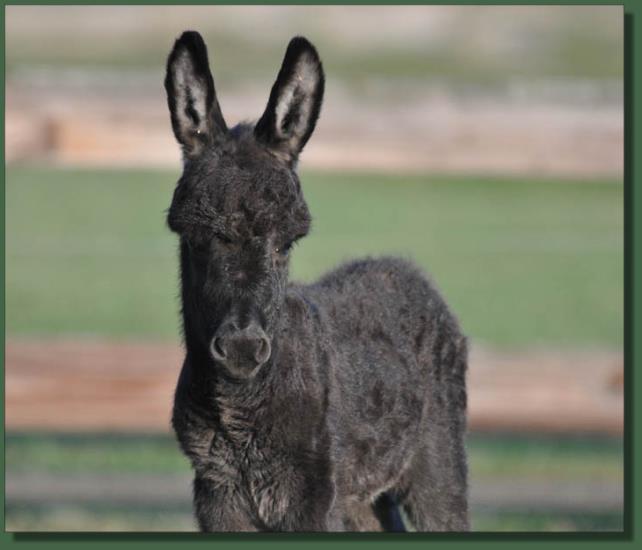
[164,31,469,532]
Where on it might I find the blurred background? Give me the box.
[4,6,623,532]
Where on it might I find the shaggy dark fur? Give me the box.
[165,31,469,532]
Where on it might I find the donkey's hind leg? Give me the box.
[399,435,469,532]
[399,341,469,531]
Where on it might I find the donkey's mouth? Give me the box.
[212,352,269,380]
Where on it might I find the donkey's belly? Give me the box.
[328,349,425,497]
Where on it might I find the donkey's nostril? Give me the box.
[210,325,271,370]
[210,337,227,361]
[254,337,271,365]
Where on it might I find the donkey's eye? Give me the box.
[215,234,233,245]
[275,241,294,257]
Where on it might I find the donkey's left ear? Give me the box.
[254,37,325,166]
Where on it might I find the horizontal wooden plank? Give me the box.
[4,339,623,434]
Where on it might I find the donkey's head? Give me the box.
[165,31,324,379]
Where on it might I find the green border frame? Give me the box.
[1,0,639,547]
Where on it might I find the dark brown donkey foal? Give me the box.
[164,31,469,532]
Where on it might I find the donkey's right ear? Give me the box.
[165,31,227,158]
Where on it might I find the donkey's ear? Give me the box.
[254,37,325,165]
[165,31,227,158]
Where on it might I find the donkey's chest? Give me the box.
[208,431,303,526]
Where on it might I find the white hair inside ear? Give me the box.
[274,52,320,140]
[173,50,210,136]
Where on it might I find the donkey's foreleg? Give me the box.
[192,476,259,532]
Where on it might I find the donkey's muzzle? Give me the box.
[210,321,271,373]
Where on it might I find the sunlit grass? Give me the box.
[468,433,623,482]
[6,432,622,480]
[6,166,622,348]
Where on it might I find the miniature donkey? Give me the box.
[164,31,469,532]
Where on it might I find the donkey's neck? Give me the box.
[186,352,284,450]
[179,290,324,459]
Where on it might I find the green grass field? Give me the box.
[3,6,625,534]
[4,166,624,532]
[6,166,623,348]
[4,432,623,532]
[5,432,623,482]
